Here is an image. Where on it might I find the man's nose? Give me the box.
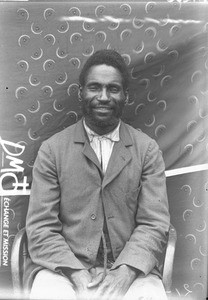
[99,88,109,101]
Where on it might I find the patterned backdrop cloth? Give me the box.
[0,1,207,299]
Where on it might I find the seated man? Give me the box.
[26,49,170,300]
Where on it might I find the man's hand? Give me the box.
[93,264,138,300]
[67,269,92,299]
[87,271,104,288]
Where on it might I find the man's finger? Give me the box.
[93,282,114,299]
[88,272,104,288]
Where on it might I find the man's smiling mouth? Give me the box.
[93,107,112,112]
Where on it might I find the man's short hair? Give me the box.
[79,49,130,91]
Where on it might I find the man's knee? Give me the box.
[124,273,168,300]
[30,268,76,300]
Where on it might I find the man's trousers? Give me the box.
[30,267,168,300]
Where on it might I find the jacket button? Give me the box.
[91,214,96,220]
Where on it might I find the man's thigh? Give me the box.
[124,273,168,300]
[30,268,167,300]
[30,269,76,300]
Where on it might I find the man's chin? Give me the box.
[92,118,117,128]
[85,115,119,128]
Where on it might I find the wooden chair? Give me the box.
[11,225,177,298]
[11,227,29,298]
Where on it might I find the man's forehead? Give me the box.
[86,64,123,83]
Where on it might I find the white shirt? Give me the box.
[83,119,120,174]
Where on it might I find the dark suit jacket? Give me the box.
[26,119,170,282]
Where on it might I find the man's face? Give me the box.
[80,64,127,133]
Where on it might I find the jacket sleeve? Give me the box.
[112,139,170,276]
[26,141,86,273]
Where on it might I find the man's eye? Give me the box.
[88,86,99,91]
[109,87,120,93]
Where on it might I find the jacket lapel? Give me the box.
[73,119,102,172]
[102,122,133,188]
[82,142,102,172]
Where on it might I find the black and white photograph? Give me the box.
[0,1,207,299]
